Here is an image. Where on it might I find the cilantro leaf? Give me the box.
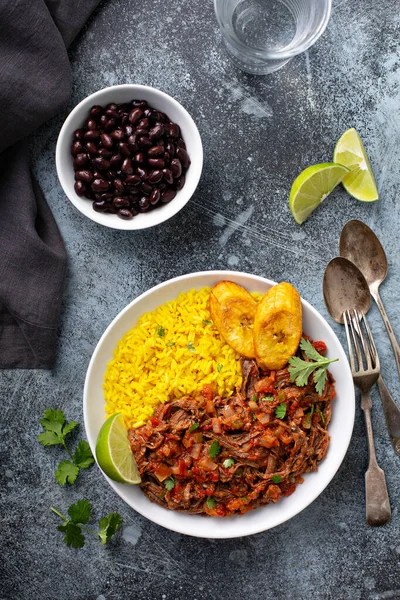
[156,325,165,338]
[272,475,282,484]
[189,423,199,433]
[252,395,258,403]
[98,513,123,545]
[62,420,80,437]
[206,497,216,509]
[304,404,315,426]
[73,440,94,469]
[58,522,85,549]
[262,396,274,402]
[217,363,223,372]
[55,460,79,486]
[202,320,212,325]
[209,440,221,459]
[166,342,175,347]
[288,338,338,396]
[223,458,235,468]
[37,430,64,446]
[188,341,195,352]
[68,499,91,524]
[164,477,175,491]
[40,408,65,434]
[275,403,287,419]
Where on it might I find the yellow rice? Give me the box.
[103,287,244,429]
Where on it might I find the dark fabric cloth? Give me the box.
[0,0,100,368]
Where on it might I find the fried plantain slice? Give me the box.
[254,282,302,370]
[209,281,257,358]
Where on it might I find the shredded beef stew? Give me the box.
[129,343,336,517]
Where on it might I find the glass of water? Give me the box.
[214,0,332,74]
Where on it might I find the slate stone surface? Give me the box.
[1,1,400,599]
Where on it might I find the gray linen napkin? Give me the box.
[0,0,101,368]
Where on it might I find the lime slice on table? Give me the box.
[95,413,141,484]
[289,163,349,224]
[333,128,379,201]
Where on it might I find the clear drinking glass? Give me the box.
[214,0,332,74]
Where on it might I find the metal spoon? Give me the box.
[323,256,400,456]
[339,219,400,378]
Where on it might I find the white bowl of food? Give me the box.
[56,84,203,230]
[83,271,354,538]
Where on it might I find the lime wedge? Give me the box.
[333,128,378,201]
[289,163,349,224]
[95,413,141,484]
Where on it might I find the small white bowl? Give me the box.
[84,271,355,539]
[56,84,203,230]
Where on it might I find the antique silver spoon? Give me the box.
[339,219,400,378]
[323,256,400,456]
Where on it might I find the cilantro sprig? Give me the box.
[51,500,122,548]
[288,338,338,396]
[38,409,94,485]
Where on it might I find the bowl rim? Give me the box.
[83,270,355,538]
[55,83,203,231]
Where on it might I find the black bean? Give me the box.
[73,153,89,169]
[106,169,117,180]
[176,138,186,149]
[76,169,93,183]
[121,158,134,174]
[113,178,125,192]
[169,123,180,138]
[170,158,182,178]
[136,167,148,180]
[175,174,185,190]
[135,128,149,137]
[105,109,119,120]
[111,129,125,142]
[148,145,164,157]
[97,148,113,158]
[118,208,134,219]
[86,119,97,130]
[140,182,153,196]
[125,174,141,186]
[148,158,164,168]
[138,118,150,129]
[148,170,163,184]
[100,114,108,127]
[85,141,98,155]
[134,152,145,164]
[162,168,174,184]
[74,180,86,196]
[71,141,83,157]
[110,154,123,167]
[74,128,85,140]
[93,200,108,212]
[149,189,161,205]
[113,197,130,208]
[124,125,133,136]
[91,178,109,192]
[149,124,164,141]
[127,134,139,152]
[84,130,100,141]
[101,133,114,148]
[138,196,150,210]
[119,142,131,157]
[90,105,103,119]
[166,142,175,156]
[128,108,143,124]
[104,119,116,132]
[92,157,110,171]
[138,136,152,149]
[176,146,191,168]
[161,189,176,203]
[106,103,118,111]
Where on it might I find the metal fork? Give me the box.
[344,309,391,526]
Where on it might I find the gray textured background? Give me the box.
[2,1,400,599]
